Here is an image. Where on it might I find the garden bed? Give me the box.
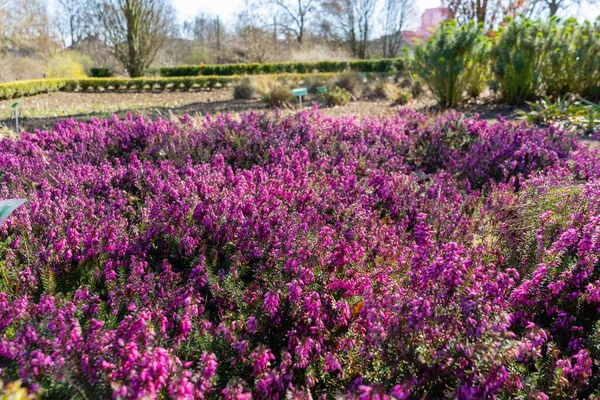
[0,109,599,398]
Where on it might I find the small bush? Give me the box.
[413,20,486,107]
[463,36,492,98]
[262,85,294,107]
[233,78,257,99]
[491,17,546,105]
[374,82,412,104]
[251,75,278,96]
[334,72,363,98]
[318,86,351,106]
[44,52,91,79]
[90,68,113,78]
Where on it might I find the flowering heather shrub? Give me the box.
[0,108,600,399]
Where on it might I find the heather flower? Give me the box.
[0,109,595,398]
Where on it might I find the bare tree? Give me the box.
[0,0,57,55]
[528,0,598,17]
[55,0,97,46]
[182,12,221,48]
[96,0,176,77]
[322,0,377,58]
[234,9,274,63]
[444,0,528,29]
[381,0,416,58]
[266,0,318,44]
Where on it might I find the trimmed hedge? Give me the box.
[0,73,337,100]
[152,59,404,77]
[90,68,113,78]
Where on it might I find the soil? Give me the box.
[0,90,596,149]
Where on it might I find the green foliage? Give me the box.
[518,96,600,133]
[540,18,600,100]
[90,68,113,78]
[491,17,547,105]
[412,20,487,107]
[152,58,405,77]
[0,79,68,100]
[233,78,257,100]
[0,73,335,100]
[463,35,492,98]
[490,16,600,104]
[318,86,351,106]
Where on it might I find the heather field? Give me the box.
[1,108,600,399]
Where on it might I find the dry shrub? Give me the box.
[233,78,257,99]
[0,55,44,82]
[251,75,278,96]
[262,86,294,107]
[333,72,363,98]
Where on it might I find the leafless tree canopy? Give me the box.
[96,0,176,77]
[527,0,599,17]
[381,0,416,58]
[267,0,318,44]
[444,0,529,28]
[56,0,98,46]
[322,0,377,58]
[0,0,55,54]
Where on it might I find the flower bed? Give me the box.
[0,109,599,399]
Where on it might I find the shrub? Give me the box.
[0,79,67,99]
[154,58,404,77]
[376,82,412,104]
[318,86,351,106]
[334,72,363,98]
[262,85,294,107]
[44,52,91,79]
[540,18,600,100]
[0,73,335,100]
[491,17,546,105]
[233,78,257,99]
[463,35,492,98]
[413,20,486,107]
[251,75,278,96]
[90,68,113,78]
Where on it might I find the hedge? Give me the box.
[0,73,338,100]
[151,59,405,77]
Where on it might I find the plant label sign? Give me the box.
[292,88,307,97]
[0,199,26,226]
[293,87,308,108]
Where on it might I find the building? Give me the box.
[402,7,450,45]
